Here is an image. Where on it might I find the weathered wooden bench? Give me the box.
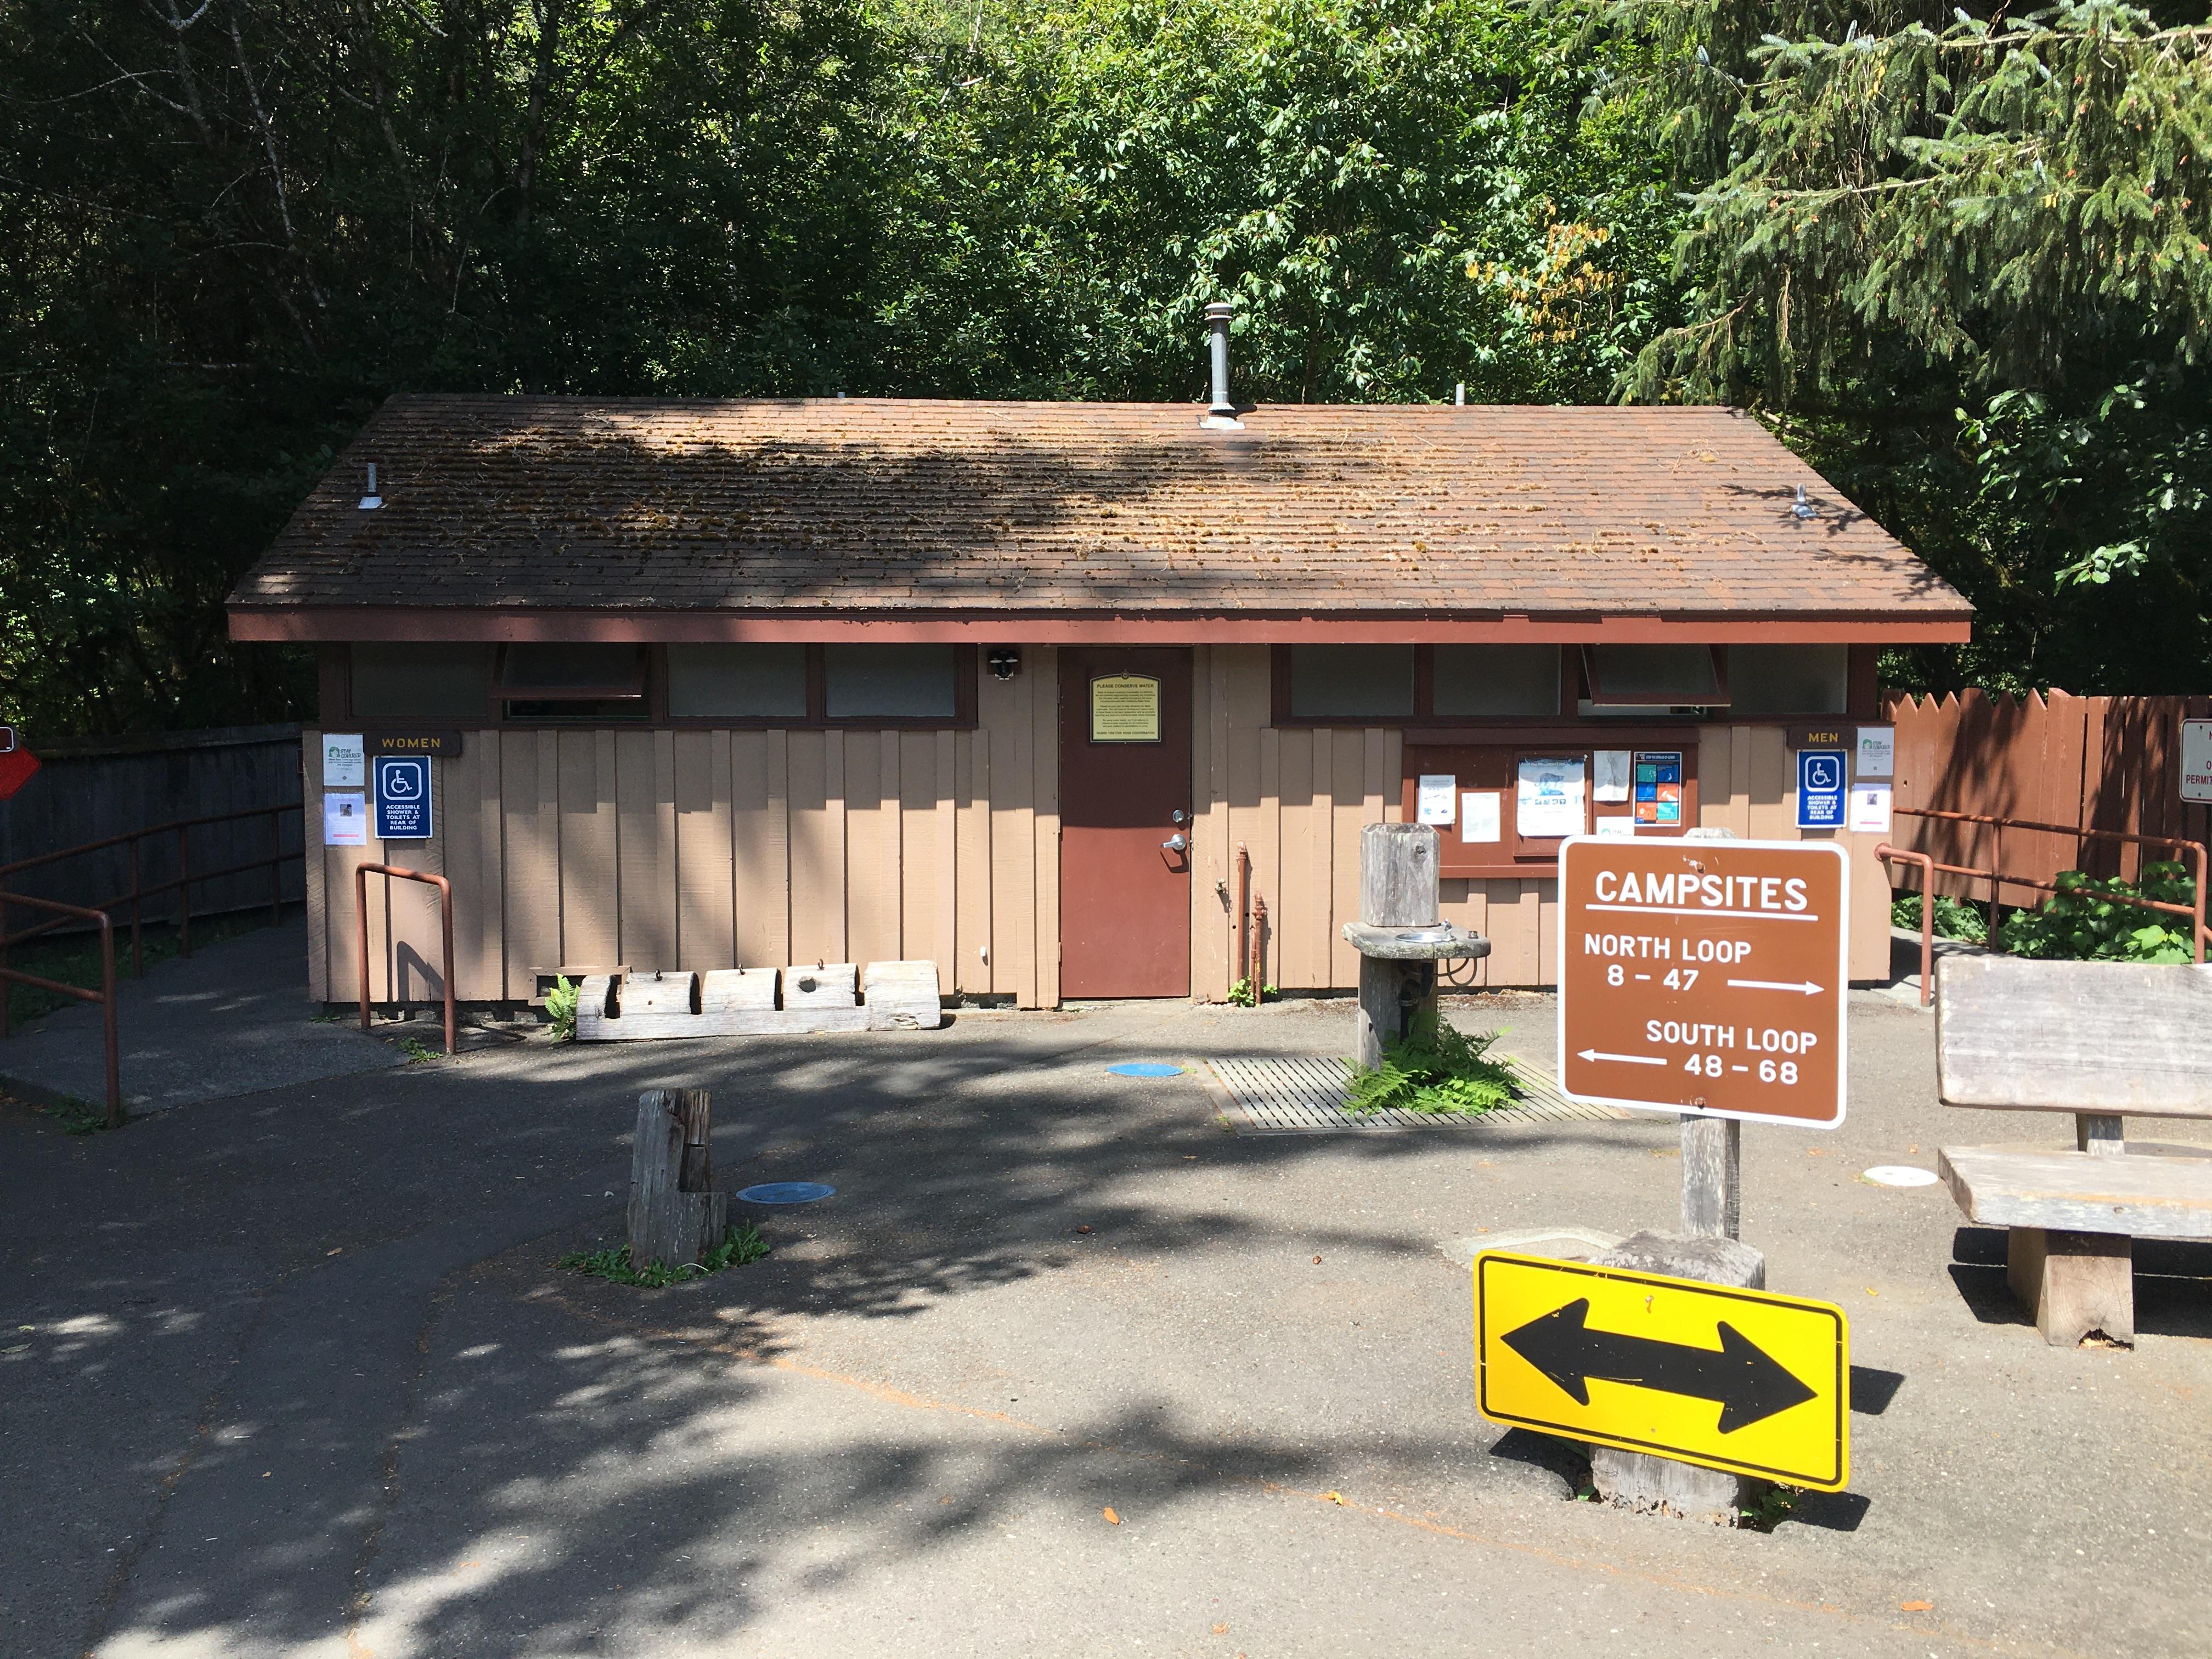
[1935,956,2212,1346]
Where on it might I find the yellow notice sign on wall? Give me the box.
[1475,1251,1849,1490]
[1090,674,1161,743]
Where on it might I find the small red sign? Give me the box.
[0,745,41,800]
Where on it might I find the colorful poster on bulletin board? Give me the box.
[1632,751,1683,827]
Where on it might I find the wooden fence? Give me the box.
[1883,691,2212,909]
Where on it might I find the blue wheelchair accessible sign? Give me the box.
[1796,748,1847,830]
[373,754,433,840]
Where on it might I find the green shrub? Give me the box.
[1226,977,1277,1007]
[1997,863,2198,964]
[1889,893,1988,945]
[1345,1013,1519,1116]
[545,975,580,1041]
[555,1222,770,1288]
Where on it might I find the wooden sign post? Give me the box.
[1542,836,1854,1517]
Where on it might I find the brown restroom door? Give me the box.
[1059,647,1194,998]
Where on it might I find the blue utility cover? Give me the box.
[373,754,433,840]
[1796,749,1846,831]
[736,1181,836,1205]
[1108,1062,1184,1077]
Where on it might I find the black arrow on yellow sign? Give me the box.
[1503,1299,1817,1432]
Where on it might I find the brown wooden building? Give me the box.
[227,396,1972,1009]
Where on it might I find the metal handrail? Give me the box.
[0,802,303,982]
[355,863,456,1056]
[0,894,120,1125]
[1889,806,2207,966]
[1874,845,1936,1007]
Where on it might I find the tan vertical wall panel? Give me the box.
[501,731,561,998]
[614,730,677,970]
[439,736,504,1001]
[301,733,330,1001]
[844,731,902,968]
[556,732,619,970]
[1271,729,1327,990]
[1030,647,1061,1009]
[1725,726,1754,838]
[955,730,990,996]
[1254,727,1282,989]
[1328,728,1369,985]
[896,731,936,976]
[1743,726,1793,840]
[1697,728,1734,832]
[674,730,736,971]
[980,665,1038,1005]
[731,731,789,968]
[930,730,957,987]
[786,731,843,966]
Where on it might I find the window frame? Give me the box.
[1271,644,1878,727]
[327,643,979,730]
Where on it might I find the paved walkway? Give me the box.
[0,917,403,1116]
[3,982,2208,1658]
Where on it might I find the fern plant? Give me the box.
[545,975,580,1041]
[1345,1014,1518,1116]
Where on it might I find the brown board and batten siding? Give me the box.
[311,650,1061,1008]
[314,644,1892,1009]
[1182,647,1893,997]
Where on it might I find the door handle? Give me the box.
[1162,833,1189,853]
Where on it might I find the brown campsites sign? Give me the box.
[1558,837,1849,1128]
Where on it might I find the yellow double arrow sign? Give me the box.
[1475,1252,1850,1492]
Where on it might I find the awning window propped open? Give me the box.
[1581,644,1728,707]
[498,643,647,700]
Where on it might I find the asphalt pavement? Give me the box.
[3,977,2208,1658]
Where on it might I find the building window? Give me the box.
[825,644,958,720]
[1578,644,1727,715]
[1726,644,1849,715]
[667,643,809,719]
[1286,645,1417,719]
[1432,645,1561,716]
[499,643,648,721]
[351,644,492,719]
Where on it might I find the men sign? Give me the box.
[1558,837,1848,1127]
[1475,1251,1849,1491]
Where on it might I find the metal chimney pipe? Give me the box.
[1205,301,1236,416]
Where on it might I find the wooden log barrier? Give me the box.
[628,1087,730,1269]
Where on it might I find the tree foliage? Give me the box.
[1605,0,2212,690]
[1,0,1670,736]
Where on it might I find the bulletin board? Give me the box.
[1401,734,1702,878]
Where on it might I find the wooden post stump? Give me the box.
[628,1088,729,1269]
[1586,1230,1768,1525]
[1355,824,1441,1069]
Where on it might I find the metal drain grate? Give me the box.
[1202,1053,1629,1135]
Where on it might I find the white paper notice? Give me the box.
[1461,792,1501,843]
[1855,726,1895,780]
[2181,719,2212,803]
[1593,749,1632,803]
[1848,782,1893,835]
[1595,816,1637,839]
[1417,774,1457,825]
[1516,757,1586,839]
[324,791,369,847]
[323,732,365,789]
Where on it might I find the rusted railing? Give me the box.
[1887,807,2208,968]
[1874,845,1936,1007]
[356,863,456,1056]
[0,803,303,993]
[0,894,121,1125]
